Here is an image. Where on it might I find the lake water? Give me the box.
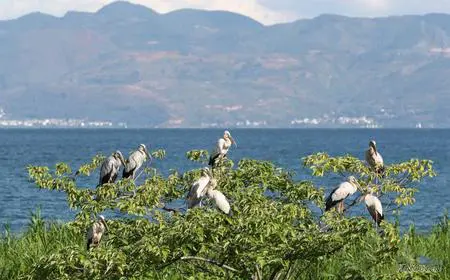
[0,129,448,233]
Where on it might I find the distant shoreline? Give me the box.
[0,127,448,130]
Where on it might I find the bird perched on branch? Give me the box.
[361,192,384,227]
[123,144,151,180]
[187,167,231,215]
[365,140,384,174]
[209,130,236,168]
[87,215,108,250]
[98,151,126,186]
[206,185,231,215]
[325,176,360,213]
[187,167,215,209]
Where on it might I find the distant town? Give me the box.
[0,119,128,128]
[0,107,428,129]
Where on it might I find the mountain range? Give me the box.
[1,1,450,128]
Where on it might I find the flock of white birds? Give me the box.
[87,131,385,250]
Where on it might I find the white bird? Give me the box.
[208,130,236,168]
[365,140,384,174]
[186,167,214,209]
[99,151,126,186]
[206,187,231,215]
[325,176,360,213]
[362,193,384,227]
[186,167,231,215]
[123,144,151,180]
[87,215,108,250]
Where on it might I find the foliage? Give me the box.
[1,214,448,279]
[303,153,436,211]
[0,210,84,280]
[293,215,448,279]
[11,149,439,279]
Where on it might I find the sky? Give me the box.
[1,0,450,25]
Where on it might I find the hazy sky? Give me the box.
[1,0,450,25]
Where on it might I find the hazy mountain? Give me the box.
[1,1,450,127]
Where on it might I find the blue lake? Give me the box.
[0,129,448,232]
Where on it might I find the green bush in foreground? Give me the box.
[2,214,447,279]
[1,149,446,279]
[0,211,84,279]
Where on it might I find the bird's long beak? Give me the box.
[209,178,217,189]
[102,220,109,232]
[370,142,377,154]
[358,194,365,203]
[230,136,237,147]
[145,148,152,162]
[119,155,126,167]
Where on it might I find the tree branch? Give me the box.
[344,194,362,212]
[269,267,283,280]
[162,206,180,213]
[253,264,263,280]
[179,256,239,273]
[282,263,294,280]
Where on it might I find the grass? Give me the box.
[292,214,449,279]
[0,211,84,280]
[404,215,449,279]
[0,212,448,279]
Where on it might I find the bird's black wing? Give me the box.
[99,159,115,185]
[376,213,385,226]
[111,173,118,183]
[100,173,112,185]
[325,188,341,211]
[122,157,137,179]
[208,153,222,167]
[122,168,135,179]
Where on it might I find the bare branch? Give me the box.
[161,206,180,213]
[253,264,263,280]
[385,204,402,214]
[269,266,283,280]
[282,262,294,280]
[344,194,363,212]
[180,256,239,273]
[157,255,183,270]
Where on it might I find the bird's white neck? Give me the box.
[223,137,232,147]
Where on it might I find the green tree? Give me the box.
[24,149,436,279]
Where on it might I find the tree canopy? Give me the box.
[25,148,437,279]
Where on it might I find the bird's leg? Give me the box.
[338,201,344,214]
[375,215,379,231]
[132,171,137,196]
